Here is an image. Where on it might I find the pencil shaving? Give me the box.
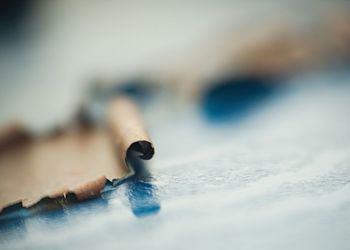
[0,97,154,211]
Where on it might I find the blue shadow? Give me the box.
[124,152,161,218]
[201,75,278,122]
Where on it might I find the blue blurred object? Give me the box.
[126,180,160,218]
[76,79,156,126]
[0,0,34,42]
[202,75,277,122]
[111,79,157,105]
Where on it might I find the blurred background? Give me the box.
[1,0,349,132]
[0,1,350,249]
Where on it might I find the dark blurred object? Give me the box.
[112,79,157,105]
[0,123,32,152]
[202,76,277,122]
[0,0,34,41]
[76,79,157,127]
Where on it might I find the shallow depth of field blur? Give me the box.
[1,0,349,132]
[0,1,350,250]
